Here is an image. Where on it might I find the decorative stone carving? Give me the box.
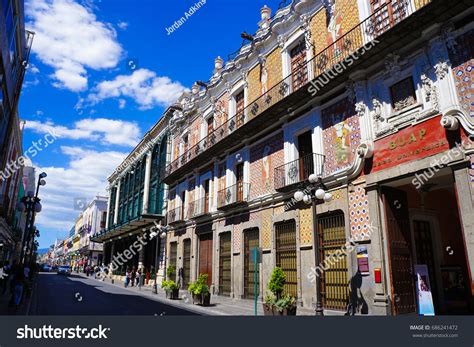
[421,73,439,110]
[355,102,366,118]
[441,22,457,53]
[277,34,287,48]
[434,61,449,80]
[371,97,384,123]
[384,53,402,77]
[430,38,450,80]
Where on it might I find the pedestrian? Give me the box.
[135,269,140,287]
[124,268,130,288]
[23,264,30,280]
[9,266,25,307]
[130,267,136,287]
[0,261,10,295]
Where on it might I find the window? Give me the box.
[207,116,214,135]
[370,0,409,36]
[235,91,245,128]
[390,77,416,112]
[290,41,308,91]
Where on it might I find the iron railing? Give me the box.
[188,197,210,218]
[217,182,250,209]
[165,0,431,179]
[274,153,325,190]
[167,206,185,224]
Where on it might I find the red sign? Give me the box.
[372,116,450,172]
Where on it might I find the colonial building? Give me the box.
[162,0,473,315]
[92,111,170,285]
[78,196,107,267]
[0,0,33,264]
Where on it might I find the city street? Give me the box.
[29,273,198,316]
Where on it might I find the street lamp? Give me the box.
[152,226,168,294]
[18,172,46,264]
[293,174,331,316]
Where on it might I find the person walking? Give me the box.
[130,267,136,287]
[124,268,130,288]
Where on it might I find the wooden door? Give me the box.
[183,239,191,288]
[275,220,298,298]
[382,187,416,315]
[180,190,186,220]
[290,41,308,91]
[235,91,245,128]
[199,233,213,285]
[169,242,178,281]
[297,131,313,182]
[244,228,259,299]
[219,233,232,296]
[236,163,244,202]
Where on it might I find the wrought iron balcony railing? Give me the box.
[167,205,185,224]
[188,197,210,219]
[164,0,431,179]
[274,153,325,191]
[217,182,250,210]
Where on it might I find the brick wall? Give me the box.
[249,131,284,199]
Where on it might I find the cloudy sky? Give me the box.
[21,0,283,248]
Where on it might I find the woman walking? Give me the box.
[124,268,130,288]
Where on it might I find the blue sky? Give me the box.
[20,0,284,248]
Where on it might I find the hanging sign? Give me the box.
[415,264,435,316]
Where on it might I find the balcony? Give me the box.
[188,197,210,219]
[161,0,458,184]
[217,182,250,210]
[274,153,325,191]
[167,206,186,225]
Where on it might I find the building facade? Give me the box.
[78,196,107,267]
[0,0,33,264]
[92,111,170,285]
[162,0,473,315]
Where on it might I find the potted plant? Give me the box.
[166,265,176,280]
[161,279,180,300]
[263,267,297,316]
[188,274,211,306]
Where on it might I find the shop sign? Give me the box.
[372,116,450,172]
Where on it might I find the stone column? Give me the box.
[108,240,115,277]
[366,186,391,315]
[138,246,145,271]
[452,166,474,301]
[105,188,112,230]
[142,151,153,214]
[113,180,121,225]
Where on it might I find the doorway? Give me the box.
[275,220,298,298]
[244,228,259,299]
[382,173,472,315]
[218,232,232,296]
[297,131,313,182]
[199,232,213,286]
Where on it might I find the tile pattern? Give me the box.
[322,97,361,175]
[448,29,474,118]
[261,208,273,249]
[348,184,370,239]
[299,206,313,245]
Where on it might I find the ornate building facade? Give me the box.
[92,111,170,285]
[162,0,474,315]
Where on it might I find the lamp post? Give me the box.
[152,227,167,294]
[293,174,332,316]
[18,172,46,264]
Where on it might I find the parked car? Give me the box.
[57,266,71,275]
[42,264,52,272]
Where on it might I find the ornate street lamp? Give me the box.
[18,172,46,264]
[293,173,332,316]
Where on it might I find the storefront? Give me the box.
[366,115,474,315]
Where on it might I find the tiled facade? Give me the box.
[161,0,474,316]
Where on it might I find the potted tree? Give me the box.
[188,274,211,306]
[263,267,297,316]
[161,279,180,300]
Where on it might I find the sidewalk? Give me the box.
[0,280,35,315]
[79,274,315,316]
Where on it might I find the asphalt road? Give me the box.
[30,273,198,315]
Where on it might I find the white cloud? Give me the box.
[34,146,127,241]
[118,99,126,109]
[117,21,128,30]
[26,0,123,91]
[86,68,188,110]
[25,117,141,147]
